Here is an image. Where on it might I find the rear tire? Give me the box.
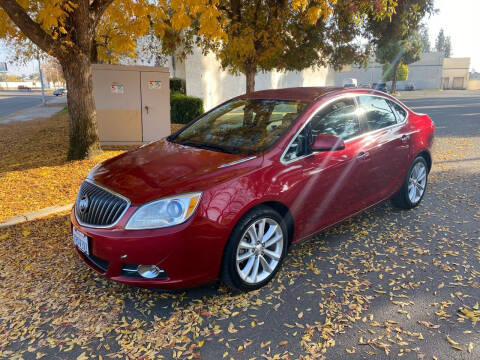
[221,205,288,291]
[392,156,429,209]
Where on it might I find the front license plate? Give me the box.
[73,227,89,256]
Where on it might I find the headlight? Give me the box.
[125,192,202,230]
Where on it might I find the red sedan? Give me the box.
[71,87,435,291]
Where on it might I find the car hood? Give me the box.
[90,139,261,204]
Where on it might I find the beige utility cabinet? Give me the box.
[92,64,170,145]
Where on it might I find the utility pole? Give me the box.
[37,57,46,105]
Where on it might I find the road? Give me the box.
[0,90,56,118]
[1,91,479,360]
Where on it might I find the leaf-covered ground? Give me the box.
[0,94,479,359]
[0,111,185,222]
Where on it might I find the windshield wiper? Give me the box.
[177,141,238,154]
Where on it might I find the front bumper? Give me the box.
[70,207,228,289]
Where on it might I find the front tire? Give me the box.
[392,156,429,209]
[221,206,288,291]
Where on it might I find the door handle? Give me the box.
[401,134,410,143]
[357,151,370,160]
[144,105,149,114]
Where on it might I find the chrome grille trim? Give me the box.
[75,179,130,228]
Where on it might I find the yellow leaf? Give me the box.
[198,340,204,348]
[77,353,88,360]
[23,230,31,237]
[0,233,9,240]
[468,342,473,353]
[446,335,458,346]
[227,322,237,334]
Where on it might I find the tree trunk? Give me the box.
[245,66,256,94]
[61,55,101,160]
[391,62,399,94]
[90,39,99,64]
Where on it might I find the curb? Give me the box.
[0,204,73,229]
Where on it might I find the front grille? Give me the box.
[75,180,129,227]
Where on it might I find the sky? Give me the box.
[426,0,480,71]
[1,0,479,75]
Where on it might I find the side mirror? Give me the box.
[311,133,345,151]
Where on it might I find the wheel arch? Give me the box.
[417,150,432,172]
[260,201,295,246]
[229,200,295,246]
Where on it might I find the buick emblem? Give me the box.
[79,196,89,213]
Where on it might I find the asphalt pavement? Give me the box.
[1,91,479,360]
[0,90,56,118]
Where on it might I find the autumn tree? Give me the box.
[0,0,175,160]
[171,0,398,94]
[382,62,409,82]
[0,0,110,159]
[367,0,434,93]
[92,0,152,64]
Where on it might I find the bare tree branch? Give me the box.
[0,0,61,58]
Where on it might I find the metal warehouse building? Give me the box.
[334,53,445,90]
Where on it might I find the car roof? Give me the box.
[237,87,402,107]
[239,87,344,102]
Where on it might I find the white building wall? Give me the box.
[183,47,334,110]
[442,57,470,89]
[0,81,39,89]
[334,52,444,90]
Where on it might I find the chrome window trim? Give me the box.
[218,156,257,168]
[280,93,410,165]
[74,178,131,229]
[357,93,409,126]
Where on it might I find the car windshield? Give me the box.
[170,98,309,155]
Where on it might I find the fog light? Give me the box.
[137,265,162,279]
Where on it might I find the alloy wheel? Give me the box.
[408,161,427,204]
[235,218,284,284]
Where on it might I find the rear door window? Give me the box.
[358,96,397,131]
[388,100,408,122]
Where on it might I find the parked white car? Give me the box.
[343,78,358,88]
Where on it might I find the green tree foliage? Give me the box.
[367,0,434,93]
[436,29,452,57]
[382,63,409,82]
[419,24,430,52]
